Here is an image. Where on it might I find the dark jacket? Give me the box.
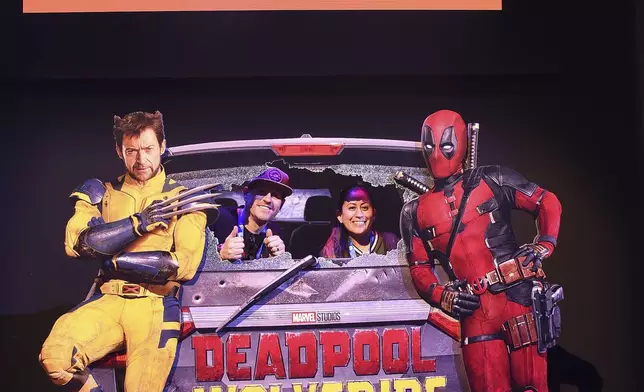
[320,225,399,258]
[210,206,281,261]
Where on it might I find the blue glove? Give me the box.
[88,216,105,227]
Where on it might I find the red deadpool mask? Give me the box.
[421,110,468,179]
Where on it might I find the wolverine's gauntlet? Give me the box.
[75,184,221,258]
[103,251,179,284]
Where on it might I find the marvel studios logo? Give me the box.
[291,311,341,324]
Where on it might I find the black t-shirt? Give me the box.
[243,228,269,260]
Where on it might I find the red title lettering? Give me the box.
[192,327,436,382]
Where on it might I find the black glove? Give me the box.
[436,279,481,319]
[132,200,171,235]
[511,243,550,272]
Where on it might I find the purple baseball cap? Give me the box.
[244,167,293,197]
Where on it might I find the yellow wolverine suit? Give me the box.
[40,167,210,392]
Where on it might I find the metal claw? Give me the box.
[153,183,222,209]
[156,203,221,220]
[155,193,221,213]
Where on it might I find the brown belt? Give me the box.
[462,312,539,352]
[469,257,545,294]
[502,312,539,351]
[99,281,179,298]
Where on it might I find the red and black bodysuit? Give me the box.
[400,110,562,392]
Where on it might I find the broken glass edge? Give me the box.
[171,162,434,272]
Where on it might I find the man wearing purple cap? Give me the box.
[214,167,292,261]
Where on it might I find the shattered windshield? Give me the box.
[167,159,433,270]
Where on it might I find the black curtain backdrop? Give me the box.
[2,0,640,390]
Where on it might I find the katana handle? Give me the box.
[394,171,430,194]
[467,123,480,170]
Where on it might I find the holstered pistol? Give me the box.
[531,282,564,353]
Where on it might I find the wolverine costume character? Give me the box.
[39,111,219,392]
[400,109,563,391]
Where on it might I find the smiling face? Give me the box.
[116,127,166,183]
[337,187,375,238]
[246,184,285,225]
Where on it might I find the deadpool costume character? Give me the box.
[400,109,562,392]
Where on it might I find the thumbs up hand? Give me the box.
[264,228,285,256]
[220,226,245,261]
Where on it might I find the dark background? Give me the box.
[2,0,641,390]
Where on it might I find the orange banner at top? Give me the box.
[23,0,502,13]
